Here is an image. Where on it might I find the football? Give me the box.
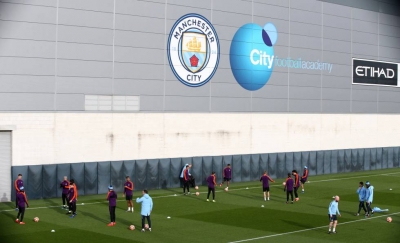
[282,182,286,186]
[195,186,199,190]
[224,187,228,192]
[33,217,39,222]
[144,224,149,230]
[387,217,392,223]
[129,225,135,230]
[195,192,199,196]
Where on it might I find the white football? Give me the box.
[195,186,199,190]
[195,192,200,196]
[144,224,149,229]
[282,182,286,186]
[224,187,228,192]
[129,225,135,230]
[34,217,39,222]
[387,217,392,223]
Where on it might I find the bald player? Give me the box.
[328,196,341,234]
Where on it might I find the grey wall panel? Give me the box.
[259,154,268,175]
[289,99,321,113]
[58,25,113,45]
[212,156,223,181]
[170,158,182,188]
[232,155,242,183]
[323,150,331,174]
[56,94,84,111]
[250,154,260,180]
[84,162,98,195]
[70,163,85,196]
[276,153,286,179]
[0,2,56,24]
[97,161,110,194]
[316,151,324,175]
[135,160,148,190]
[268,153,277,179]
[331,150,338,174]
[387,147,394,169]
[0,75,55,93]
[241,155,251,182]
[322,2,352,18]
[364,148,371,171]
[337,150,345,173]
[42,164,57,199]
[291,0,321,12]
[393,147,399,168]
[59,8,113,29]
[159,158,170,189]
[252,99,288,112]
[27,165,43,199]
[202,156,213,184]
[0,93,54,111]
[110,161,123,192]
[308,151,318,176]
[164,96,210,112]
[370,148,377,170]
[344,149,351,173]
[59,0,114,12]
[147,159,159,190]
[11,166,29,202]
[293,152,302,174]
[116,0,165,17]
[253,2,289,20]
[291,8,321,25]
[56,164,70,197]
[57,60,112,78]
[285,152,294,174]
[376,148,383,170]
[382,147,389,169]
[114,79,163,96]
[191,157,202,185]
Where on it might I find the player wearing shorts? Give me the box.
[328,196,341,234]
[68,179,78,218]
[301,166,308,193]
[124,176,134,212]
[365,181,374,217]
[260,171,275,201]
[220,164,232,189]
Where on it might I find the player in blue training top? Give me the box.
[365,181,374,217]
[355,181,367,216]
[328,195,341,234]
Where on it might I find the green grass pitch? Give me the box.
[1,168,400,243]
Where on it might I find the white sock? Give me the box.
[328,228,331,232]
[264,197,266,200]
[333,228,336,232]
[131,207,134,211]
[267,197,270,200]
[128,207,131,211]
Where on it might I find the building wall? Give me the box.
[1,0,400,168]
[0,0,399,113]
[2,112,400,166]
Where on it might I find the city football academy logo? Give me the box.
[168,14,220,87]
[230,23,278,91]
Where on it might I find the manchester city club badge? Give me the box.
[167,13,220,87]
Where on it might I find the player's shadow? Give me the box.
[227,191,261,200]
[80,211,109,224]
[2,211,16,220]
[282,219,315,229]
[44,199,63,213]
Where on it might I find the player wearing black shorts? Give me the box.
[260,171,275,201]
[220,164,232,189]
[124,176,134,212]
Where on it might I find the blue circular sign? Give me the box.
[230,23,277,91]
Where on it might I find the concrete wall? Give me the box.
[2,112,400,166]
[0,0,399,113]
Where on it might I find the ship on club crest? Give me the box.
[182,34,207,73]
[168,13,220,87]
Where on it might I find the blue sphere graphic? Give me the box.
[230,23,276,91]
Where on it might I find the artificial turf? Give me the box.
[1,168,399,243]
